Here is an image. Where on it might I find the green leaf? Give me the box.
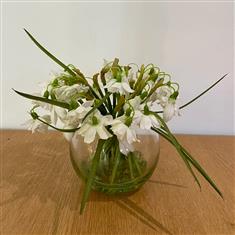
[179,73,228,110]
[13,89,70,109]
[80,139,105,214]
[152,127,201,189]
[151,113,223,198]
[24,29,76,77]
[180,146,223,198]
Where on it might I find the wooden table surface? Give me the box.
[1,130,235,235]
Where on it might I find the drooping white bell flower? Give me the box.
[31,93,67,125]
[110,117,138,155]
[64,100,93,126]
[23,115,51,133]
[77,112,113,144]
[105,71,134,95]
[53,84,88,102]
[153,86,173,107]
[105,79,134,95]
[134,110,160,130]
[163,99,180,122]
[50,106,67,125]
[124,96,142,111]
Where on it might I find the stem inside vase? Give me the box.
[70,132,160,195]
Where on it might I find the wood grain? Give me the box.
[1,130,235,235]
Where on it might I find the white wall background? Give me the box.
[1,1,234,135]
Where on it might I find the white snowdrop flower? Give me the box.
[50,106,67,125]
[134,110,160,130]
[53,84,88,102]
[154,86,173,107]
[63,101,93,127]
[133,110,159,130]
[105,71,134,95]
[110,117,138,155]
[105,79,134,95]
[146,100,161,112]
[77,112,113,144]
[124,96,142,112]
[163,99,180,122]
[110,118,138,144]
[119,140,135,156]
[31,94,67,125]
[23,115,51,133]
[104,71,113,82]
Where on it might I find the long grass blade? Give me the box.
[180,146,223,198]
[155,74,228,113]
[152,127,201,189]
[80,139,105,214]
[151,114,223,198]
[24,29,76,77]
[13,89,70,109]
[179,73,228,110]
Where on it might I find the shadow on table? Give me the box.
[90,179,187,235]
[1,137,186,235]
[148,179,187,188]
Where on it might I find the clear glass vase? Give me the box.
[69,130,160,195]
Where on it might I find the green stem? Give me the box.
[110,142,121,184]
[128,154,134,179]
[132,153,142,176]
[37,117,80,132]
[80,139,105,214]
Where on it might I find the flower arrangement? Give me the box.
[14,29,227,214]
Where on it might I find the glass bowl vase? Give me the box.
[69,130,160,195]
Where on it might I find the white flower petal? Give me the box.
[119,140,134,155]
[77,123,90,135]
[84,127,96,144]
[96,126,112,140]
[140,116,152,130]
[163,102,175,122]
[122,82,134,93]
[126,128,137,144]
